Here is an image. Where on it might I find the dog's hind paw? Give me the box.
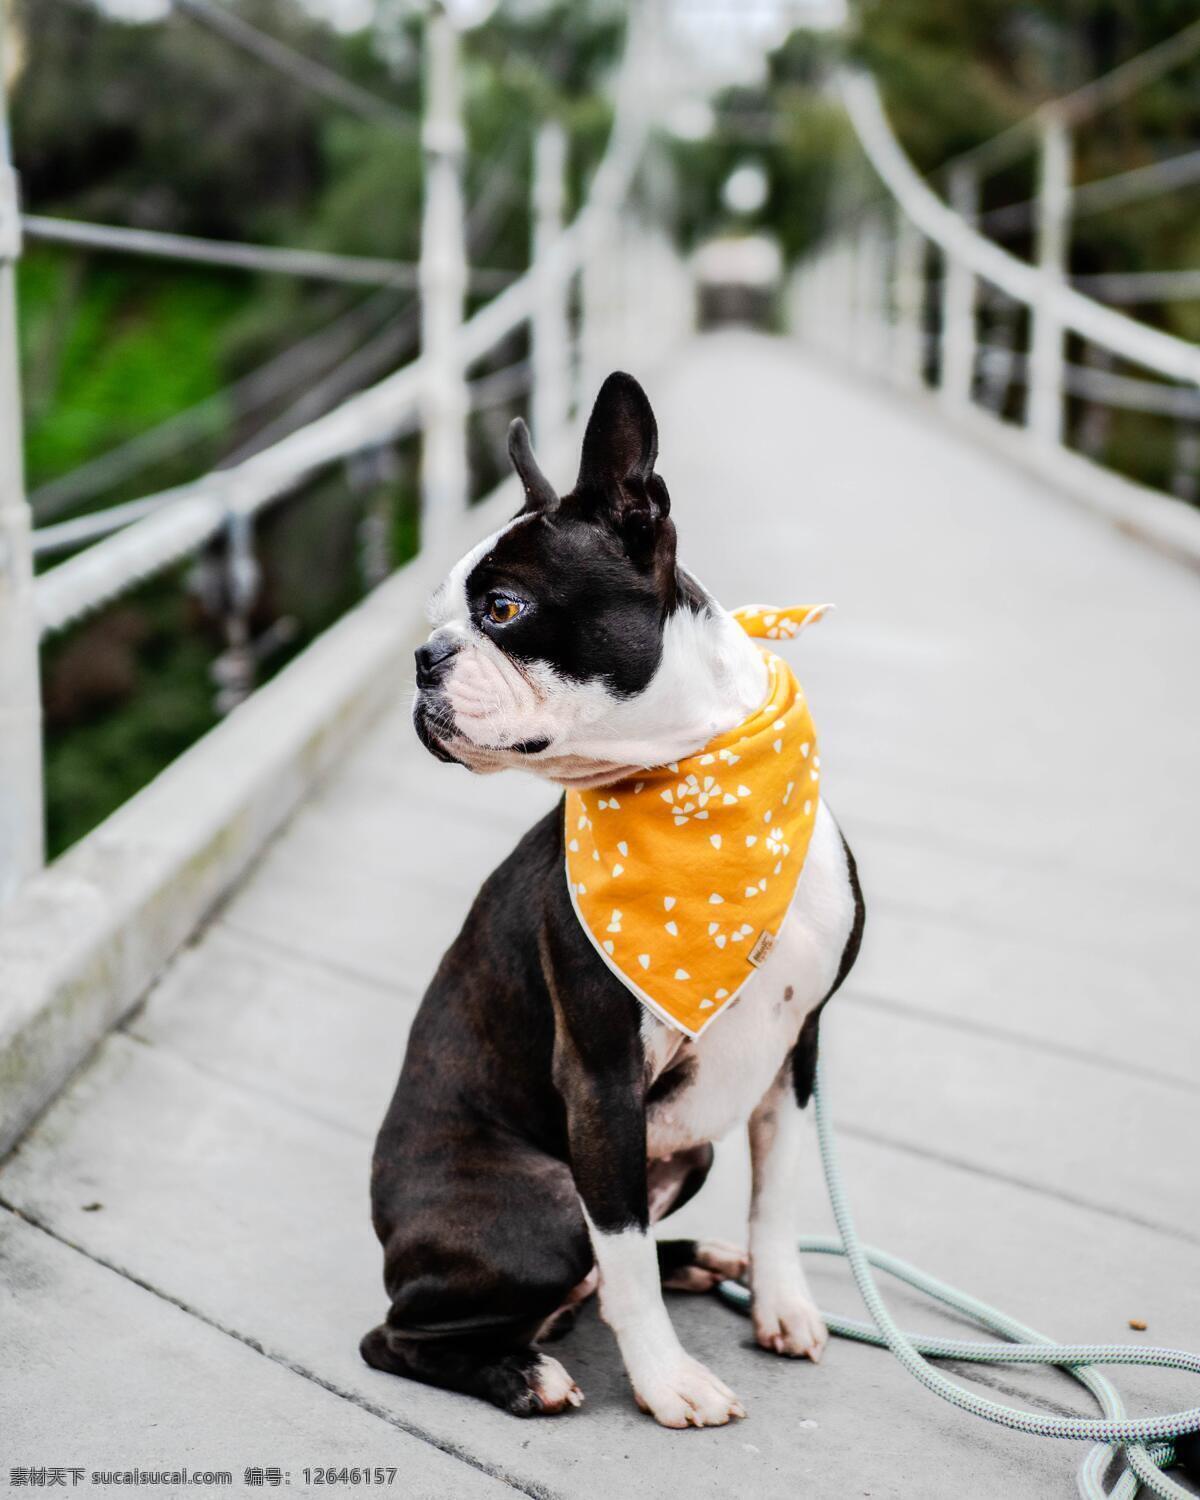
[660,1238,748,1293]
[510,1354,584,1417]
[633,1354,746,1429]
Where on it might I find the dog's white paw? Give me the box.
[632,1353,746,1428]
[529,1354,584,1413]
[752,1285,828,1362]
[662,1240,749,1293]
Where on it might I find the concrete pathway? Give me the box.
[4,330,1199,1499]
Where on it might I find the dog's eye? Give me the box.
[486,595,525,625]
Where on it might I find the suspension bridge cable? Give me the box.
[218,303,419,466]
[29,121,526,523]
[31,289,411,550]
[28,287,404,521]
[22,31,528,518]
[978,146,1200,236]
[215,134,528,467]
[26,0,548,510]
[935,16,1200,181]
[21,215,516,294]
[171,0,412,128]
[1057,16,1200,126]
[30,1,663,635]
[1073,269,1200,304]
[23,4,534,521]
[25,3,542,537]
[32,347,536,559]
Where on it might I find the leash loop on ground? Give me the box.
[715,1062,1200,1499]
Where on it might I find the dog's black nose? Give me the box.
[415,639,459,689]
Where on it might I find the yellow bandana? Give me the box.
[565,604,830,1037]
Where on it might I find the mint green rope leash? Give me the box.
[714,1062,1200,1499]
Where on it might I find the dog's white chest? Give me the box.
[643,801,855,1158]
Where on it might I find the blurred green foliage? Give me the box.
[19,253,249,488]
[11,0,621,855]
[852,0,1200,171]
[40,578,220,858]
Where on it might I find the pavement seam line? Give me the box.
[116,1028,374,1143]
[219,916,427,1000]
[0,1200,556,1500]
[837,1122,1200,1248]
[843,987,1200,1096]
[870,889,1178,966]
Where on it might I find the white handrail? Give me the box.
[838,71,1200,388]
[790,63,1200,566]
[32,359,428,635]
[30,362,530,561]
[0,30,44,899]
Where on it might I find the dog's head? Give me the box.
[414,372,765,787]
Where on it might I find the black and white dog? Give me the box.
[362,372,864,1428]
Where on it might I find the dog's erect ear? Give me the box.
[578,371,659,489]
[507,417,558,513]
[575,372,671,563]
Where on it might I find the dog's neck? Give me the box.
[538,579,770,789]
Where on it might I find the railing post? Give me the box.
[853,211,887,372]
[1028,108,1072,446]
[0,23,44,904]
[580,194,620,411]
[1171,415,1199,505]
[419,3,469,551]
[814,248,834,351]
[531,119,568,453]
[634,138,680,369]
[977,286,1020,416]
[891,212,925,388]
[815,246,838,354]
[1075,344,1114,460]
[831,237,855,359]
[939,163,978,409]
[211,506,261,717]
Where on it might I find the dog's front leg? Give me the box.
[565,1073,746,1428]
[543,933,744,1429]
[747,1060,828,1361]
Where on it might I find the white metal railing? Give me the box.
[0,1,698,902]
[791,49,1200,498]
[21,213,515,294]
[0,19,44,900]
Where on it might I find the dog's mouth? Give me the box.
[413,695,562,776]
[413,698,465,766]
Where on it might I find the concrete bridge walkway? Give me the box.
[4,329,1199,1498]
